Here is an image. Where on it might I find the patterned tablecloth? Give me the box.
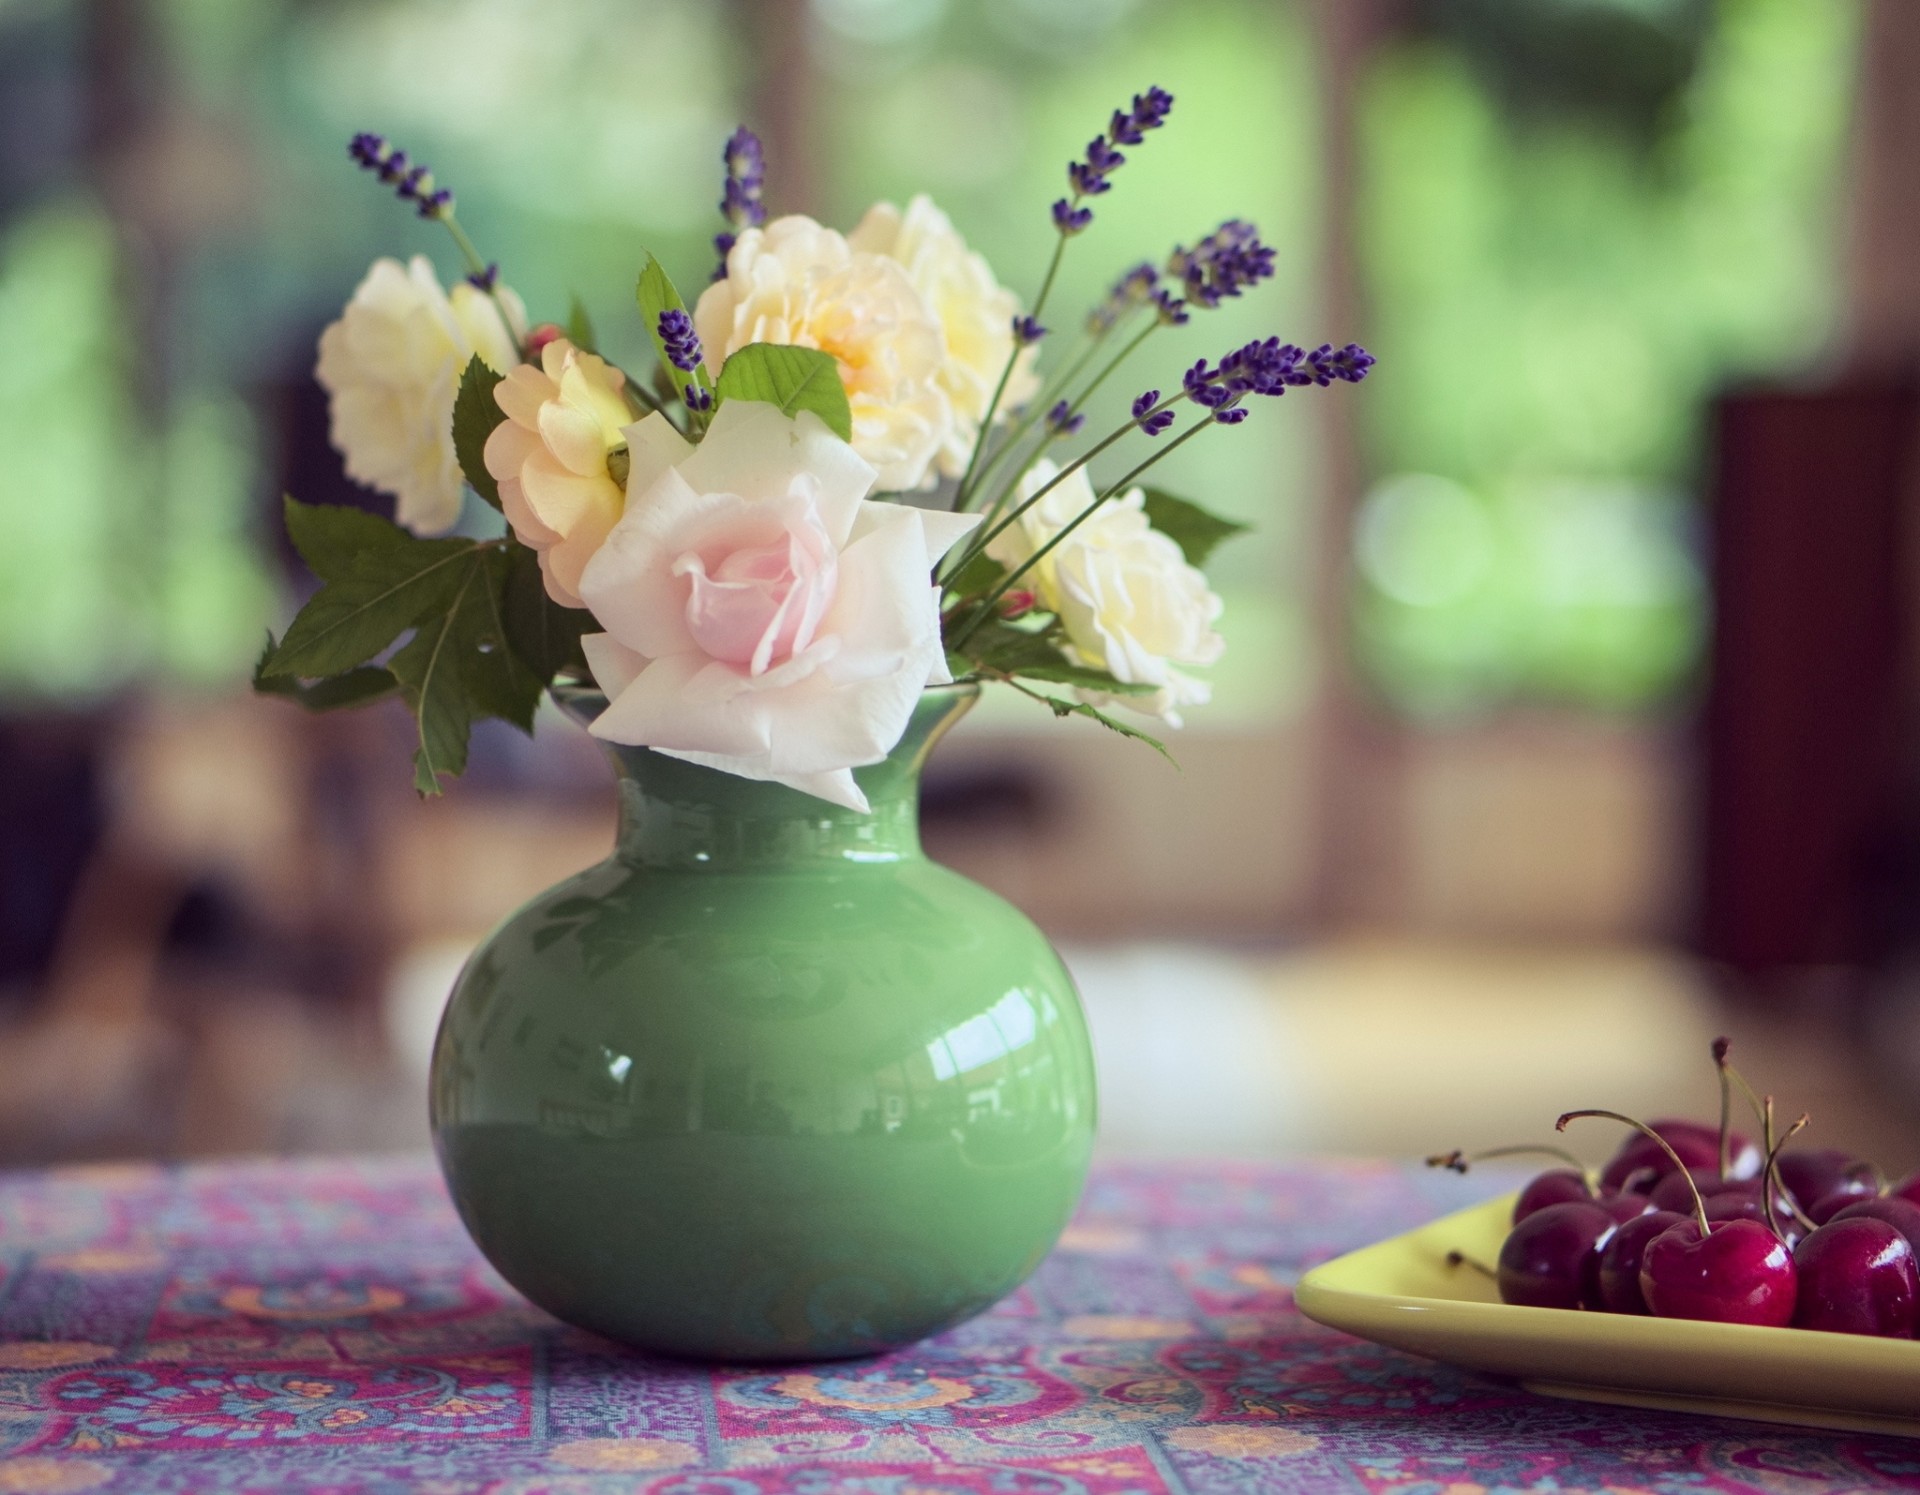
[0,1157,1915,1494]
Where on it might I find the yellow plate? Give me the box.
[1294,1192,1920,1437]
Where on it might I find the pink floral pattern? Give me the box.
[0,1156,1912,1492]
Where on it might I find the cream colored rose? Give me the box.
[577,400,979,812]
[850,194,1039,478]
[482,337,634,607]
[693,215,953,493]
[315,255,525,535]
[987,459,1224,726]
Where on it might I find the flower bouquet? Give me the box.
[256,87,1374,1361]
[255,87,1371,809]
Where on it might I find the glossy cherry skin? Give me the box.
[1512,1169,1594,1224]
[1778,1148,1877,1217]
[1648,1166,1751,1214]
[1601,1120,1759,1192]
[1890,1170,1920,1208]
[1830,1196,1920,1255]
[1806,1177,1882,1225]
[1790,1218,1919,1337]
[1596,1209,1688,1314]
[1701,1188,1804,1247]
[1498,1201,1616,1310]
[1639,1217,1797,1326]
[1598,1191,1655,1224]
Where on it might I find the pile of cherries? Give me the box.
[1431,1039,1920,1336]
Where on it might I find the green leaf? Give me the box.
[942,549,1006,601]
[1007,661,1156,696]
[714,343,852,441]
[282,495,409,582]
[469,546,545,735]
[261,531,476,679]
[1007,680,1176,763]
[636,253,711,412]
[502,540,594,684]
[252,634,400,712]
[388,555,492,794]
[1139,486,1250,567]
[452,356,506,510]
[958,619,1072,676]
[566,295,597,353]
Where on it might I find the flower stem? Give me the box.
[957,322,1116,513]
[949,414,1211,650]
[1062,320,1157,422]
[953,215,1076,510]
[439,214,527,357]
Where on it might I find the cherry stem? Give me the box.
[1760,1098,1816,1235]
[1424,1145,1590,1180]
[1712,1035,1733,1179]
[1445,1249,1498,1281]
[1560,1108,1710,1236]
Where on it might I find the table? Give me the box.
[0,1157,1913,1493]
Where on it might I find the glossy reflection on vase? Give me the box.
[429,684,1097,1362]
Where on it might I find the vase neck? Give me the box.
[561,685,978,871]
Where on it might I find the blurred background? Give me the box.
[3,0,1920,1175]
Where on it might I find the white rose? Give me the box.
[315,255,526,535]
[849,194,1040,479]
[693,216,953,494]
[577,399,980,811]
[987,459,1224,726]
[482,337,634,607]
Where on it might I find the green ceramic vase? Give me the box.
[429,683,1097,1362]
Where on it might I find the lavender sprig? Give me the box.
[1050,85,1174,239]
[713,126,767,280]
[1088,264,1161,335]
[1132,390,1175,436]
[349,133,453,220]
[1168,220,1276,310]
[1047,400,1085,438]
[658,309,703,373]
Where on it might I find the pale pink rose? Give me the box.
[483,337,634,607]
[576,399,980,811]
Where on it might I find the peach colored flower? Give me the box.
[483,337,635,607]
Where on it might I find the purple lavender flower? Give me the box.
[1182,359,1231,408]
[685,385,713,413]
[1056,86,1175,234]
[1047,400,1085,437]
[1307,342,1376,384]
[658,309,703,373]
[1087,263,1160,334]
[348,133,455,219]
[1013,314,1048,346]
[466,263,500,291]
[1212,406,1249,425]
[1052,199,1094,236]
[1168,220,1276,310]
[1132,390,1175,436]
[1151,287,1190,327]
[714,126,767,278]
[1107,86,1174,146]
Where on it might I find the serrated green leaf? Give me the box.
[253,659,401,712]
[1139,486,1250,567]
[957,619,1071,675]
[566,295,597,353]
[1004,678,1175,762]
[282,495,409,582]
[714,343,852,441]
[502,540,594,684]
[261,534,476,679]
[469,546,545,735]
[389,555,490,795]
[452,356,506,510]
[636,254,711,412]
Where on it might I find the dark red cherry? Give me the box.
[1601,1120,1758,1191]
[1639,1217,1797,1326]
[1512,1169,1594,1224]
[1596,1209,1688,1314]
[1806,1176,1882,1226]
[1831,1196,1920,1255]
[1498,1201,1616,1310]
[1649,1166,1750,1214]
[1778,1148,1877,1216]
[1701,1188,1803,1246]
[1791,1218,1919,1337]
[1597,1191,1655,1224]
[1889,1170,1920,1208]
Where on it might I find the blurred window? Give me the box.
[1355,0,1860,714]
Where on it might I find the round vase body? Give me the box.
[429,686,1097,1361]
